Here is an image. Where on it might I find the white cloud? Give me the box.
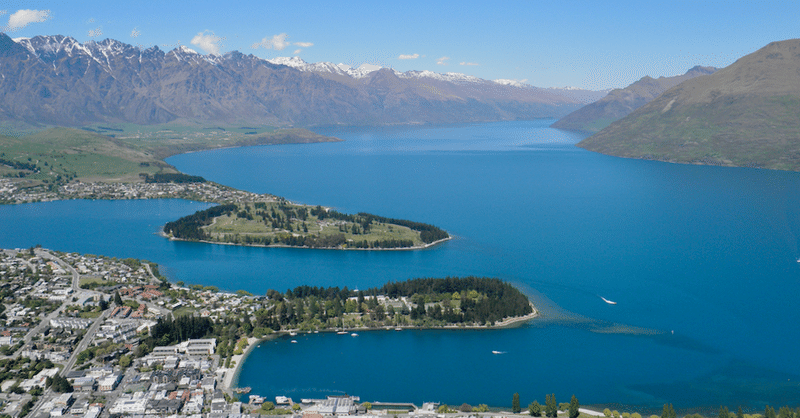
[294,42,313,48]
[191,30,224,55]
[398,53,419,60]
[88,27,103,38]
[460,62,479,66]
[293,49,302,55]
[131,28,141,38]
[251,33,290,51]
[436,56,450,65]
[6,9,52,31]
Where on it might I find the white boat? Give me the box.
[289,331,297,336]
[337,331,348,335]
[600,296,617,305]
[351,333,358,337]
[290,340,298,344]
[492,350,505,354]
[395,327,402,331]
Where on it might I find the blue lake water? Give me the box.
[2,120,800,409]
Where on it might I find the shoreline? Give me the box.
[160,231,453,252]
[224,336,266,393]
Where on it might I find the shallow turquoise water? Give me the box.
[3,120,800,408]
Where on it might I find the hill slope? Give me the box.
[578,39,800,171]
[552,66,716,132]
[0,34,599,127]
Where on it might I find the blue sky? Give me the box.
[2,0,798,89]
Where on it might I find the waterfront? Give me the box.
[3,120,800,408]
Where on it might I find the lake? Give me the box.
[2,120,799,410]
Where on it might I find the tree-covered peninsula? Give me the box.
[163,201,450,250]
[252,277,535,331]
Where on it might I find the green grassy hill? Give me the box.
[0,127,173,184]
[0,124,339,186]
[578,39,800,170]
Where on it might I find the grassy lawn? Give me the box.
[173,306,197,317]
[203,202,424,247]
[79,276,107,287]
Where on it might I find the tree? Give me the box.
[261,402,275,411]
[292,404,301,411]
[719,407,731,418]
[545,394,557,418]
[47,374,73,393]
[604,409,613,417]
[765,406,776,418]
[569,395,579,418]
[460,404,473,413]
[363,402,372,411]
[778,407,793,418]
[513,393,521,414]
[529,401,542,417]
[114,291,123,306]
[736,407,744,418]
[119,354,131,368]
[661,404,676,418]
[438,405,449,414]
[476,405,490,413]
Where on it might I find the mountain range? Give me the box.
[551,65,717,132]
[0,34,605,128]
[578,39,800,171]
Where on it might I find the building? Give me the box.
[98,374,121,392]
[152,346,179,357]
[186,338,217,356]
[72,377,96,392]
[317,397,357,416]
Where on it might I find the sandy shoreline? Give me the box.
[223,336,263,392]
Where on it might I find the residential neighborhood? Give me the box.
[0,180,277,206]
[0,247,546,418]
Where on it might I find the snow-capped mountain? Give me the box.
[0,34,605,127]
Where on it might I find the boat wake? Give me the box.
[600,296,617,305]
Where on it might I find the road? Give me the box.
[34,248,79,291]
[60,308,108,376]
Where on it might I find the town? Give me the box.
[0,247,549,418]
[0,179,275,206]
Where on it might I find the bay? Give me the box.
[2,120,800,408]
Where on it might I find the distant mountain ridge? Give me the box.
[0,34,606,127]
[552,66,717,132]
[578,39,800,171]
